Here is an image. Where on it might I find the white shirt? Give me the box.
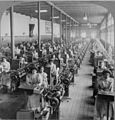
[32,52,38,59]
[1,61,10,72]
[15,48,20,55]
[39,72,48,88]
[50,63,57,75]
[26,73,40,86]
[42,49,47,56]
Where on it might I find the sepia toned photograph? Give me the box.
[0,0,114,120]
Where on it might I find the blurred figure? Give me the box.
[38,66,48,88]
[26,67,41,87]
[32,50,38,61]
[42,47,47,56]
[1,57,10,73]
[15,46,21,59]
[49,59,57,86]
[19,56,27,68]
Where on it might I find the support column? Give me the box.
[73,22,75,42]
[72,21,73,43]
[10,6,15,59]
[0,17,2,48]
[105,14,108,50]
[79,24,82,39]
[98,24,101,40]
[75,23,78,41]
[70,19,72,43]
[69,19,71,44]
[37,2,40,51]
[113,18,115,92]
[109,9,115,93]
[60,12,62,44]
[65,16,67,45]
[51,6,54,45]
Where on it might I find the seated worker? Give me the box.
[42,47,47,56]
[52,55,56,60]
[49,46,53,54]
[1,57,10,73]
[69,49,74,58]
[65,51,69,66]
[30,44,35,51]
[32,50,38,61]
[101,59,108,69]
[19,56,27,68]
[49,59,57,86]
[15,46,21,59]
[95,69,114,120]
[0,57,10,88]
[38,66,48,88]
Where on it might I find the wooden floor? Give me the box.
[0,49,95,120]
[50,50,95,120]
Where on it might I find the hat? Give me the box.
[2,56,6,59]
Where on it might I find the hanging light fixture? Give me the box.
[53,16,59,19]
[35,9,48,13]
[83,13,88,21]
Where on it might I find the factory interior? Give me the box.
[0,1,114,120]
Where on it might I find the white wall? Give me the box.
[1,12,60,37]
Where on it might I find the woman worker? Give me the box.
[26,66,42,110]
[38,66,48,88]
[95,69,114,120]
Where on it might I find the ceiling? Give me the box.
[51,1,108,24]
[14,2,52,21]
[13,1,108,25]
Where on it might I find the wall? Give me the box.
[1,11,60,45]
[1,12,53,36]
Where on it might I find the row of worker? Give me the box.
[89,41,114,120]
[12,40,90,119]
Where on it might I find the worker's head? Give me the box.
[40,66,44,73]
[49,59,54,65]
[2,57,7,62]
[31,67,37,74]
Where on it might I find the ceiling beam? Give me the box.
[47,1,79,24]
[99,12,108,26]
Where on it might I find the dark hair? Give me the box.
[31,66,37,71]
[49,59,54,63]
[102,69,111,75]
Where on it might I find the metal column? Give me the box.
[60,12,62,44]
[51,6,54,45]
[37,2,40,51]
[69,19,71,44]
[10,6,15,59]
[65,16,67,45]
